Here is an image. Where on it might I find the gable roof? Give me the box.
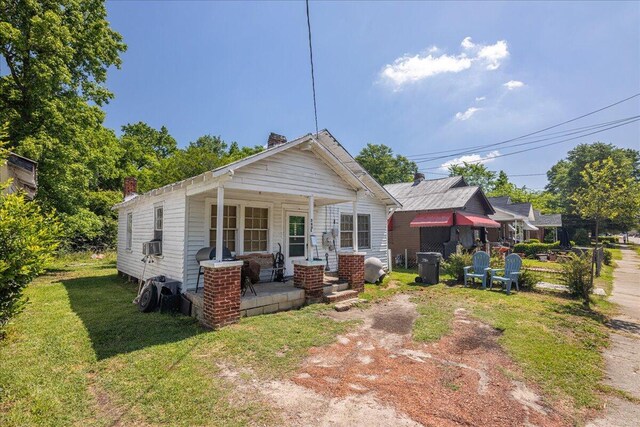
[531,210,563,227]
[385,176,494,214]
[114,129,401,209]
[488,197,534,220]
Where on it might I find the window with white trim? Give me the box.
[340,214,353,248]
[126,212,133,250]
[244,206,269,252]
[210,205,237,252]
[154,206,163,241]
[357,214,371,249]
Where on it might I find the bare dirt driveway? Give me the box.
[223,294,569,426]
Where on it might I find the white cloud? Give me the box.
[504,80,525,90]
[475,96,486,102]
[440,150,501,170]
[477,40,509,70]
[381,53,472,86]
[380,37,510,87]
[454,107,481,121]
[461,36,475,50]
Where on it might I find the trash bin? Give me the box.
[415,252,442,284]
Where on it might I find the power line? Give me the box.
[410,115,639,161]
[305,0,319,136]
[413,115,640,164]
[420,117,640,170]
[406,92,640,159]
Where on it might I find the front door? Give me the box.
[285,212,307,275]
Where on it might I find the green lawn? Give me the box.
[0,254,620,425]
[0,254,350,426]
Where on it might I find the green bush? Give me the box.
[513,241,562,258]
[560,253,593,306]
[603,249,612,266]
[595,236,619,245]
[526,238,540,243]
[518,268,540,289]
[573,228,590,246]
[441,253,473,282]
[0,190,61,337]
[543,232,556,243]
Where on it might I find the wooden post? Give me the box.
[215,186,224,261]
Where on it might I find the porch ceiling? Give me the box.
[189,187,352,206]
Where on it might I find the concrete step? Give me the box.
[334,298,364,312]
[323,282,350,295]
[323,289,358,304]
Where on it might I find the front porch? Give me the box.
[184,274,356,322]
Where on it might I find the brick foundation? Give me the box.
[293,262,325,304]
[202,261,242,329]
[338,253,365,293]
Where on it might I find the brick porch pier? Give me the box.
[200,260,243,329]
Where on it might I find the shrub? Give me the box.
[573,228,590,246]
[526,238,540,243]
[441,253,473,282]
[560,253,593,307]
[513,241,562,258]
[0,190,60,337]
[595,236,619,245]
[518,268,540,289]
[543,232,556,243]
[603,249,612,266]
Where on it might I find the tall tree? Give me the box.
[355,144,418,185]
[547,142,640,219]
[447,162,496,192]
[572,157,640,296]
[0,0,126,247]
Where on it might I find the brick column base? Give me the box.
[202,261,243,329]
[338,253,365,293]
[293,262,325,304]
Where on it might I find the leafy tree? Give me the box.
[547,143,640,230]
[447,162,496,192]
[572,157,640,289]
[355,144,418,185]
[1,141,61,336]
[0,0,126,247]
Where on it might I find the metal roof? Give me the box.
[385,177,488,213]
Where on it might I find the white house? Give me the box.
[113,129,400,294]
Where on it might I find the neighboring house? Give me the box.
[487,197,562,243]
[0,152,37,199]
[113,130,400,292]
[385,174,499,260]
[530,210,563,242]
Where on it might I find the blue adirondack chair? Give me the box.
[489,253,523,295]
[463,251,491,289]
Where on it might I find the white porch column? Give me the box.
[215,186,224,261]
[308,195,315,260]
[352,200,359,252]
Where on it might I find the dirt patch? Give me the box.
[294,295,569,426]
[216,294,569,426]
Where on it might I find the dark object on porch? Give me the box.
[274,243,286,281]
[241,260,260,296]
[415,252,442,285]
[195,246,233,292]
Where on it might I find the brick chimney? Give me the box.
[123,177,138,199]
[413,172,425,185]
[267,132,287,148]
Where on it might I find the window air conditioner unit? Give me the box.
[143,240,162,256]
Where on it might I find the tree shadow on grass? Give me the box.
[62,273,203,360]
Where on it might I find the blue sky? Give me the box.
[103,1,640,189]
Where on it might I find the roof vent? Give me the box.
[413,172,425,185]
[267,132,287,148]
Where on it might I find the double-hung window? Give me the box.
[244,207,269,252]
[340,213,371,249]
[210,205,237,252]
[126,212,133,250]
[154,206,163,241]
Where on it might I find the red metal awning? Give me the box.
[410,212,454,228]
[455,212,501,228]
